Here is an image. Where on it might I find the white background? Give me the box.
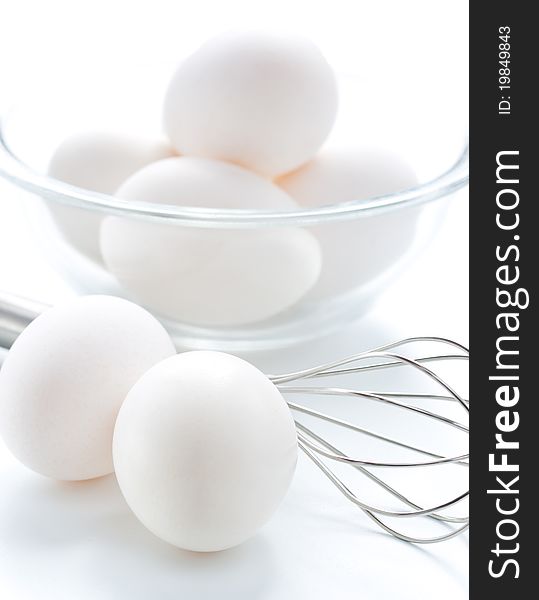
[0,1,469,599]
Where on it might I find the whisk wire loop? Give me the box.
[271,337,469,544]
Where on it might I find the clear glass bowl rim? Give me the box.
[0,113,468,229]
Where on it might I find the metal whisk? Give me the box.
[0,293,468,544]
[269,337,469,544]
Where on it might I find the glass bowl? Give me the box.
[0,82,468,350]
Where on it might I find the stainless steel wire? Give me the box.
[269,337,469,544]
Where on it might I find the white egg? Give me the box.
[113,351,297,552]
[163,31,338,177]
[0,296,175,480]
[277,148,420,299]
[47,131,175,264]
[100,157,322,326]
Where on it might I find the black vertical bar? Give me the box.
[470,2,534,597]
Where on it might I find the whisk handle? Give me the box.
[0,291,47,350]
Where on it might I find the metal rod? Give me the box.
[0,291,48,350]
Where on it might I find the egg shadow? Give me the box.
[0,471,276,600]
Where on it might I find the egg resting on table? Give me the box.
[163,31,338,177]
[47,131,175,264]
[113,351,298,552]
[277,147,419,300]
[0,295,176,480]
[100,157,322,327]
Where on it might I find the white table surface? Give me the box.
[0,2,469,598]
[0,186,469,600]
